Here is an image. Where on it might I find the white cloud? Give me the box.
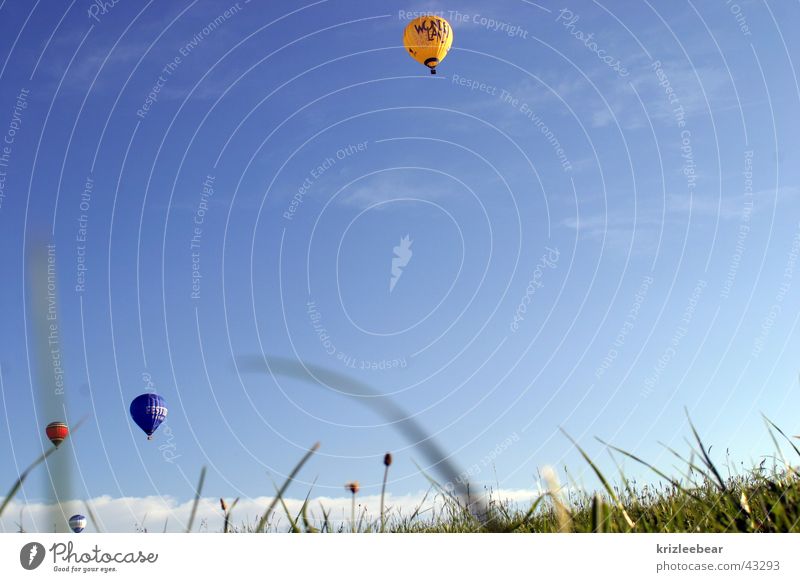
[1,489,543,533]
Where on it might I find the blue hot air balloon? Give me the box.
[129,393,168,440]
[69,514,86,533]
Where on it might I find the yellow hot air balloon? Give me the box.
[403,15,453,74]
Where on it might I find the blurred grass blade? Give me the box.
[84,500,102,533]
[255,442,319,533]
[0,415,89,519]
[409,486,432,523]
[591,493,607,533]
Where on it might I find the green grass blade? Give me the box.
[0,446,59,518]
[297,479,318,533]
[408,485,433,524]
[596,438,704,503]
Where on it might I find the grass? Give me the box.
[4,416,799,533]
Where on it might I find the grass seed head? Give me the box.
[384,453,393,467]
[346,481,360,495]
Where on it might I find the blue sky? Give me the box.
[1,0,800,531]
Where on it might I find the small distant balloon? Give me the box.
[129,393,167,440]
[68,514,86,533]
[45,422,69,447]
[403,15,453,74]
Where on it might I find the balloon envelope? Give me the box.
[45,422,69,447]
[129,393,168,440]
[69,514,86,533]
[403,15,453,74]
